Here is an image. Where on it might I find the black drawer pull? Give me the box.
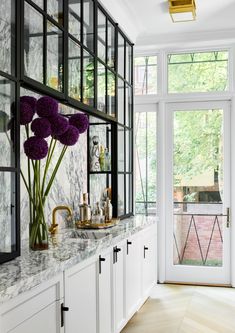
[144,246,149,259]
[99,255,106,274]
[114,247,121,252]
[61,303,69,327]
[127,240,132,255]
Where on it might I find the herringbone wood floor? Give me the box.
[121,284,235,333]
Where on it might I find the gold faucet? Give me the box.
[49,205,73,235]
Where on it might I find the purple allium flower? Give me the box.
[31,117,52,138]
[50,115,69,136]
[36,96,58,118]
[24,136,48,160]
[20,96,37,111]
[20,102,35,125]
[69,113,89,134]
[58,125,79,146]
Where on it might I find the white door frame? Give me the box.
[157,100,233,285]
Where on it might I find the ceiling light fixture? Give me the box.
[168,0,196,23]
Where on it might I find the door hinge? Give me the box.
[226,207,231,228]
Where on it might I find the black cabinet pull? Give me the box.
[144,246,149,259]
[61,303,69,327]
[127,240,132,255]
[113,246,121,263]
[99,255,106,274]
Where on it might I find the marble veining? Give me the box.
[0,215,157,305]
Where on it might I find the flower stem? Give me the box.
[43,146,68,199]
[41,138,57,196]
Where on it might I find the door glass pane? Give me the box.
[0,77,15,167]
[126,174,130,214]
[118,174,125,216]
[68,38,81,101]
[118,33,125,78]
[118,126,124,172]
[83,0,94,52]
[107,70,115,117]
[83,50,94,107]
[24,3,43,83]
[47,0,63,25]
[126,43,132,83]
[90,174,111,209]
[47,22,63,92]
[31,0,43,8]
[0,0,15,74]
[68,0,81,40]
[118,79,124,124]
[0,172,16,253]
[126,130,132,172]
[125,85,132,128]
[107,21,115,69]
[97,10,106,62]
[173,109,224,267]
[97,62,106,112]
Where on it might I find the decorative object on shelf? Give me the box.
[90,135,101,171]
[104,147,111,171]
[20,95,89,250]
[168,0,196,23]
[79,193,92,223]
[103,197,113,222]
[99,145,105,171]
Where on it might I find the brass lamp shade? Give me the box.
[168,0,196,22]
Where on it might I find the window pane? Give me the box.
[118,33,125,78]
[0,77,15,167]
[0,172,16,253]
[107,21,115,69]
[134,56,157,95]
[83,0,94,52]
[68,0,81,41]
[68,38,81,101]
[97,62,106,112]
[107,70,115,117]
[47,22,63,92]
[118,79,124,124]
[0,0,15,74]
[126,43,132,83]
[135,112,157,215]
[118,126,124,172]
[118,174,125,216]
[168,51,229,93]
[83,50,94,106]
[97,9,106,62]
[47,0,63,25]
[24,3,43,83]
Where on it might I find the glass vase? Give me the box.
[29,202,49,251]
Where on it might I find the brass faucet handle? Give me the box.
[49,223,59,234]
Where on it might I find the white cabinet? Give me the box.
[142,226,157,298]
[113,240,126,333]
[0,275,63,333]
[125,234,142,318]
[98,249,113,333]
[64,257,97,333]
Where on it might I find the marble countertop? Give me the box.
[0,215,157,305]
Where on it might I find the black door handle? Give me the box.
[113,247,121,263]
[99,255,106,274]
[144,246,149,259]
[61,303,69,327]
[127,240,132,255]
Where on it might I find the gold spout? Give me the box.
[49,205,73,235]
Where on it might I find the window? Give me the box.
[135,111,157,215]
[168,50,229,93]
[134,56,157,95]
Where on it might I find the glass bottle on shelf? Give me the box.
[99,145,105,171]
[79,193,91,222]
[104,148,111,171]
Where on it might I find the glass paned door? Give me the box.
[165,101,230,285]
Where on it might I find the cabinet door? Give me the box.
[64,260,97,333]
[98,251,113,333]
[113,241,126,333]
[142,228,157,298]
[125,234,142,318]
[0,275,62,333]
[8,301,60,333]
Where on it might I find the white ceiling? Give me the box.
[100,0,235,47]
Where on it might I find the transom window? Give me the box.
[134,56,157,95]
[168,50,229,94]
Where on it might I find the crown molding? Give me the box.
[136,28,235,50]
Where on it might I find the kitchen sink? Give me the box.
[69,230,111,240]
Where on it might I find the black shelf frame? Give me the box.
[0,0,134,265]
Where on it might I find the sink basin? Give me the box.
[69,230,111,240]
